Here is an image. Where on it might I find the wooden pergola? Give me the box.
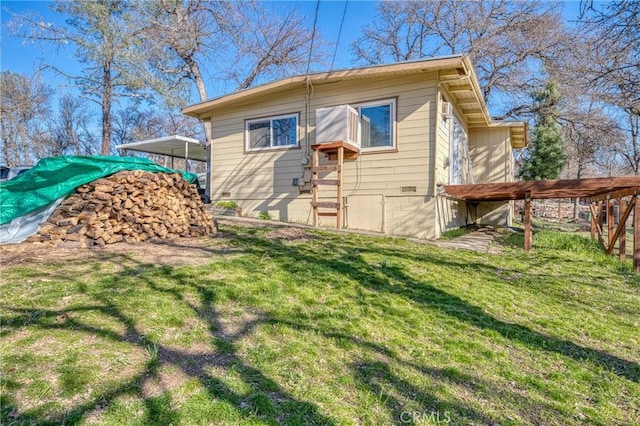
[443,176,640,271]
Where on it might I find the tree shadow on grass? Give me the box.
[1,252,336,425]
[269,317,574,425]
[238,229,640,384]
[1,225,638,425]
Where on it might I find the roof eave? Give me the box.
[182,55,467,117]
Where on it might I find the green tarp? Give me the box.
[0,155,197,225]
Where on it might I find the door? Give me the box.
[450,115,470,184]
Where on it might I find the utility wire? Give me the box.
[306,0,321,76]
[331,0,349,71]
[303,0,320,160]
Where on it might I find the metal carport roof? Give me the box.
[115,135,207,162]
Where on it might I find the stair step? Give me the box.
[311,201,340,209]
[312,165,341,172]
[312,179,340,186]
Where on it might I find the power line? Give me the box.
[306,0,321,76]
[331,0,349,71]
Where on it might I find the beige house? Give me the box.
[183,55,527,239]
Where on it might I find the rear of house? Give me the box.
[183,55,527,239]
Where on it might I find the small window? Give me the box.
[353,99,396,151]
[245,114,299,151]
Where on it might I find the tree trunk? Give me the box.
[1,123,13,167]
[184,55,211,142]
[101,60,112,156]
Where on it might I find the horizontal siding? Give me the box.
[233,194,437,239]
[468,128,511,183]
[210,73,438,202]
[385,196,435,239]
[435,196,467,238]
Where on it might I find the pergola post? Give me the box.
[524,191,532,252]
[634,195,640,272]
[589,202,607,250]
[597,201,604,237]
[619,198,626,262]
[607,198,615,251]
[590,201,596,240]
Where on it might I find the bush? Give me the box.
[215,200,238,209]
[258,211,272,220]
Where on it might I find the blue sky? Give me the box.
[0,0,379,103]
[1,1,585,106]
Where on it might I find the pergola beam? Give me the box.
[590,187,639,202]
[443,176,640,202]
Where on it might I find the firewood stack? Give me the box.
[26,170,216,247]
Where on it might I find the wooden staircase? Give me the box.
[310,141,360,229]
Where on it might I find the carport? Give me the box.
[443,176,640,271]
[115,135,207,172]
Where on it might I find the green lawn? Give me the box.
[1,223,639,425]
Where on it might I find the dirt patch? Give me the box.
[140,365,192,399]
[264,227,315,244]
[0,235,237,269]
[0,218,320,270]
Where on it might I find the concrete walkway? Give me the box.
[428,231,498,253]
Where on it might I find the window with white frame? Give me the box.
[245,114,299,151]
[353,99,396,151]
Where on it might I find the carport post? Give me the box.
[185,140,190,172]
[524,191,532,252]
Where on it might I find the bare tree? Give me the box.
[609,115,640,175]
[9,1,153,155]
[46,94,96,157]
[570,1,640,174]
[137,0,320,140]
[113,107,201,147]
[223,1,319,91]
[560,104,622,177]
[0,71,53,166]
[579,1,639,112]
[351,1,570,118]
